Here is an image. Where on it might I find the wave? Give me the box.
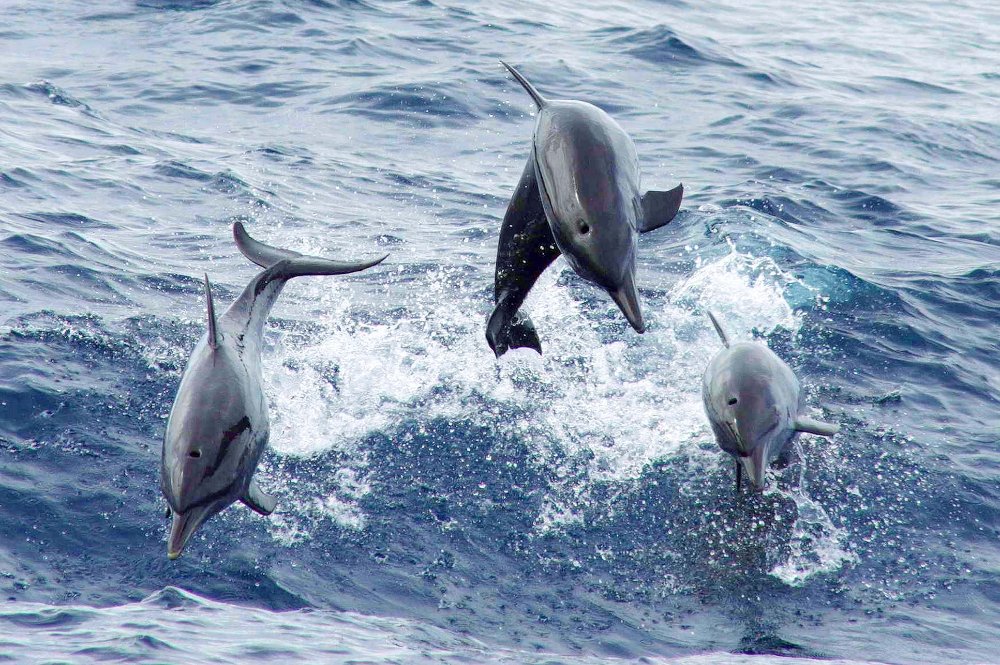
[0,587,890,664]
[323,82,482,128]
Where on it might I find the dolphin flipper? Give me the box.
[241,480,277,516]
[488,155,560,357]
[639,183,684,233]
[794,417,839,436]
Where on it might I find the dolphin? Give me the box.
[486,61,684,357]
[160,222,387,559]
[701,311,839,491]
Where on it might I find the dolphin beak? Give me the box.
[738,447,767,490]
[167,504,215,560]
[609,272,645,333]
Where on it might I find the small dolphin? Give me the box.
[701,311,839,491]
[160,223,387,559]
[487,61,684,357]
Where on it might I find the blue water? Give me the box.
[1,0,997,662]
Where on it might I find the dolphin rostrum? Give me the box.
[487,61,684,357]
[160,222,387,559]
[701,311,839,491]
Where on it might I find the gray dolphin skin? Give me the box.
[160,223,387,559]
[701,311,839,491]
[487,61,684,357]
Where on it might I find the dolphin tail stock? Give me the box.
[241,479,277,516]
[500,61,548,109]
[487,295,542,358]
[203,274,220,350]
[233,222,388,275]
[794,417,840,436]
[706,310,730,348]
[639,183,684,233]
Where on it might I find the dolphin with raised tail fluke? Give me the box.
[701,311,839,491]
[487,61,684,357]
[160,223,387,559]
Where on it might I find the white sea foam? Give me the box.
[255,244,849,583]
[769,442,858,586]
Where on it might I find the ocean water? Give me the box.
[0,0,997,663]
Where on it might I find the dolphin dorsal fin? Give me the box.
[707,310,730,348]
[500,61,548,110]
[204,274,219,350]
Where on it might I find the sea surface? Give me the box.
[1,0,998,663]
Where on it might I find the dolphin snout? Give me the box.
[738,447,767,490]
[167,504,215,560]
[608,272,644,333]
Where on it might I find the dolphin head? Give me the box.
[160,339,260,558]
[549,203,643,332]
[703,343,798,489]
[533,102,645,332]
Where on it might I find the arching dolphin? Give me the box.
[701,311,839,491]
[160,223,387,559]
[487,61,684,357]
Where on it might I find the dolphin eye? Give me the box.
[577,220,590,235]
[188,450,202,459]
[727,397,738,406]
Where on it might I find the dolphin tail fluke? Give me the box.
[241,480,277,516]
[223,223,387,339]
[639,184,684,233]
[794,417,839,437]
[487,301,542,358]
[706,310,730,348]
[507,312,542,354]
[204,274,219,350]
[233,222,388,276]
[500,61,548,109]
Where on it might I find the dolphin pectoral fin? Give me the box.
[794,417,840,437]
[241,480,277,516]
[639,183,684,233]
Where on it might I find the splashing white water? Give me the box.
[256,244,808,540]
[769,442,858,585]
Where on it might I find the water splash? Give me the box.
[256,245,802,542]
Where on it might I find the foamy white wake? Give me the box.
[256,243,852,583]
